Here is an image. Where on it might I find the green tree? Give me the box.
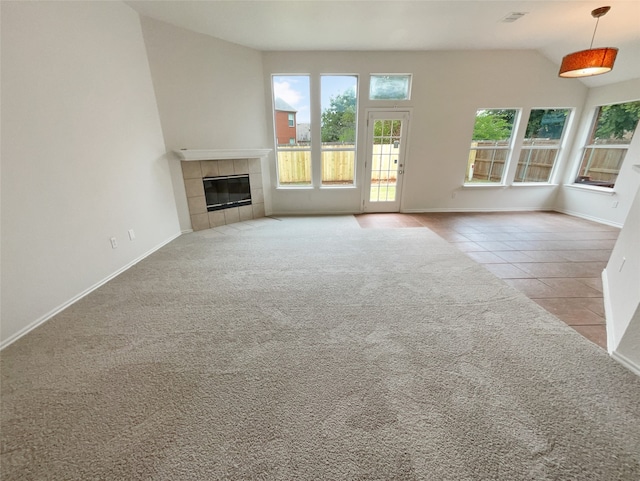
[321,90,356,143]
[594,101,640,140]
[485,109,516,124]
[472,111,513,141]
[373,119,402,144]
[525,109,568,140]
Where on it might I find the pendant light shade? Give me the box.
[559,47,618,78]
[558,6,618,78]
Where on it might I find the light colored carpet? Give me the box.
[1,215,639,480]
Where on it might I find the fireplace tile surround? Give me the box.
[181,156,265,231]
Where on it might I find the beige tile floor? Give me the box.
[355,212,620,349]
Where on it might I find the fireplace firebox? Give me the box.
[203,175,251,212]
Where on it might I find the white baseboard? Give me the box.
[401,207,551,213]
[602,268,615,353]
[553,208,623,228]
[0,231,182,351]
[271,210,361,216]
[611,350,640,377]
[270,207,554,216]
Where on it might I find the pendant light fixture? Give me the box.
[559,6,618,78]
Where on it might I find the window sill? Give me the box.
[276,185,313,190]
[563,184,616,195]
[511,182,557,187]
[462,183,507,188]
[320,185,357,190]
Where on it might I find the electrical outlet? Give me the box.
[128,229,136,240]
[110,237,118,249]
[612,200,619,208]
[619,257,626,272]
[452,191,457,199]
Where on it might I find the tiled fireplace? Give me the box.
[177,149,270,231]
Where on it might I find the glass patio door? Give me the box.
[363,111,410,212]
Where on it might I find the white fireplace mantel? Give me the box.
[175,149,272,161]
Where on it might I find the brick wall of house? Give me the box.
[275,110,296,145]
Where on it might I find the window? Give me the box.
[321,75,358,186]
[273,75,311,186]
[370,119,402,202]
[272,74,359,188]
[466,109,518,184]
[369,74,411,100]
[515,109,570,183]
[575,100,640,189]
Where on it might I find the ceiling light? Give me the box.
[559,6,618,78]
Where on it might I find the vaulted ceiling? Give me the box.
[126,0,640,88]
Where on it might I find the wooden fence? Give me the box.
[468,146,507,182]
[322,148,355,184]
[578,147,625,183]
[369,144,399,182]
[514,148,557,182]
[277,144,400,184]
[278,141,624,186]
[468,141,559,183]
[277,149,312,184]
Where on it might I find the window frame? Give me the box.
[572,100,640,190]
[514,108,572,185]
[464,108,521,187]
[272,73,362,190]
[320,74,359,188]
[369,74,412,101]
[271,74,313,189]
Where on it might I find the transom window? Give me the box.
[466,109,518,184]
[515,109,570,183]
[574,100,640,189]
[369,74,411,100]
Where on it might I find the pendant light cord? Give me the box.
[590,16,600,49]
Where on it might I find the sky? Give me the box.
[273,75,357,124]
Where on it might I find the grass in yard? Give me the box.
[370,184,396,202]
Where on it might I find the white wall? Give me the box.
[555,79,640,227]
[1,1,180,345]
[616,306,640,374]
[139,17,271,231]
[262,50,588,215]
[604,173,640,372]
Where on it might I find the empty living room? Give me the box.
[1,1,639,479]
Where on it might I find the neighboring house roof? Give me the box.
[274,97,297,113]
